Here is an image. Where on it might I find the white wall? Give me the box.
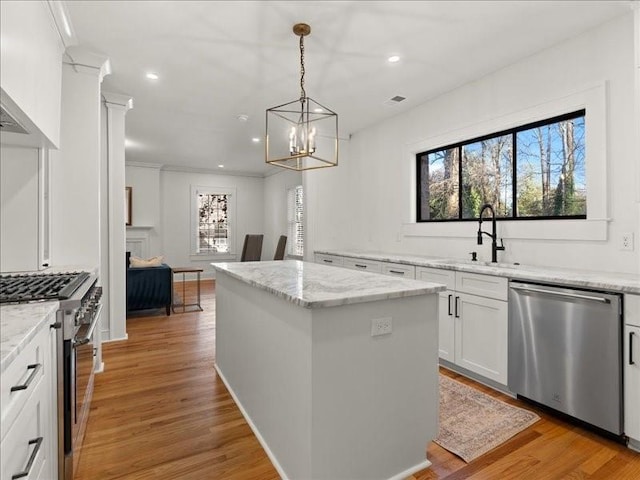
[263,169,302,259]
[0,146,40,271]
[306,12,639,274]
[125,163,162,257]
[126,166,265,278]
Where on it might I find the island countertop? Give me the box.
[212,260,445,308]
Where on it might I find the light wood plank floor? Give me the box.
[76,280,640,479]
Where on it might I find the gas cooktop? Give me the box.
[0,271,90,304]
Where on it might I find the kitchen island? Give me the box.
[212,260,445,480]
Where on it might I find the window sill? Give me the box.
[402,218,608,241]
[190,253,237,261]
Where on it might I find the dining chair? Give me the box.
[240,234,263,262]
[273,235,287,260]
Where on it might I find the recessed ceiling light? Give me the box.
[252,137,260,143]
[387,55,400,63]
[218,164,224,168]
[237,114,249,122]
[314,107,324,113]
[146,72,159,80]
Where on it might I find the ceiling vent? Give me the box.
[383,95,407,107]
[0,105,29,135]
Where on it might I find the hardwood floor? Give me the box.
[76,280,640,479]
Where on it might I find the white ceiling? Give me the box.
[66,1,631,176]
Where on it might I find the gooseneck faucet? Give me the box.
[477,203,505,263]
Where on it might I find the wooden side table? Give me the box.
[172,267,204,313]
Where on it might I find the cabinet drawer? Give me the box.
[416,267,455,290]
[315,254,344,267]
[455,272,508,301]
[625,294,640,327]
[381,262,416,279]
[342,258,382,273]
[1,324,49,440]
[1,364,50,480]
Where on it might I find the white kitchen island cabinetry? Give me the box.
[417,267,508,385]
[212,260,444,480]
[624,294,640,450]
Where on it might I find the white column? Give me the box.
[50,46,110,268]
[101,92,133,346]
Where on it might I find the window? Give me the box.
[417,110,586,221]
[191,186,236,256]
[287,185,304,256]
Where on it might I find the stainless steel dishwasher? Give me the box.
[508,281,623,435]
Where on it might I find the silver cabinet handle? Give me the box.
[323,259,333,263]
[354,264,367,268]
[510,284,610,304]
[389,270,405,275]
[454,296,460,318]
[631,331,636,366]
[10,363,42,392]
[448,294,453,316]
[12,437,43,479]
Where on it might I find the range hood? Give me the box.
[0,104,29,135]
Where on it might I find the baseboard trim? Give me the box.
[102,334,128,343]
[214,363,289,480]
[215,362,433,480]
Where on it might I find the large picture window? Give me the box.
[191,185,236,256]
[417,110,586,221]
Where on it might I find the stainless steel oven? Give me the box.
[1,271,102,480]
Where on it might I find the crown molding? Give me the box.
[125,161,164,170]
[102,92,134,112]
[160,163,264,178]
[64,46,111,81]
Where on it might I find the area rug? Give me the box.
[434,375,540,463]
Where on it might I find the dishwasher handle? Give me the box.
[510,284,611,304]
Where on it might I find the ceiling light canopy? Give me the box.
[387,55,400,63]
[146,72,159,80]
[265,23,338,171]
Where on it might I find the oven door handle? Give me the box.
[73,304,102,348]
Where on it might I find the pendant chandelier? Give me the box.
[265,23,339,171]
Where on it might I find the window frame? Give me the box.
[190,185,237,259]
[287,184,304,258]
[416,109,587,223]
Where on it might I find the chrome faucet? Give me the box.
[477,203,505,263]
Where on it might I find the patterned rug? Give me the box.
[435,375,541,462]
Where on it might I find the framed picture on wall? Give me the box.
[125,187,132,226]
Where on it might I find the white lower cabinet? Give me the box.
[624,294,640,447]
[625,325,640,446]
[417,266,508,385]
[1,313,57,480]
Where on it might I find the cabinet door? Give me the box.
[625,325,640,443]
[455,293,508,384]
[438,291,455,362]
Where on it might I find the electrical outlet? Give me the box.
[621,232,634,251]
[371,317,392,337]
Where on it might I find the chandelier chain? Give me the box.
[299,34,306,102]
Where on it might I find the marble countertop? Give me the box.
[0,301,59,373]
[212,260,445,308]
[316,250,640,294]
